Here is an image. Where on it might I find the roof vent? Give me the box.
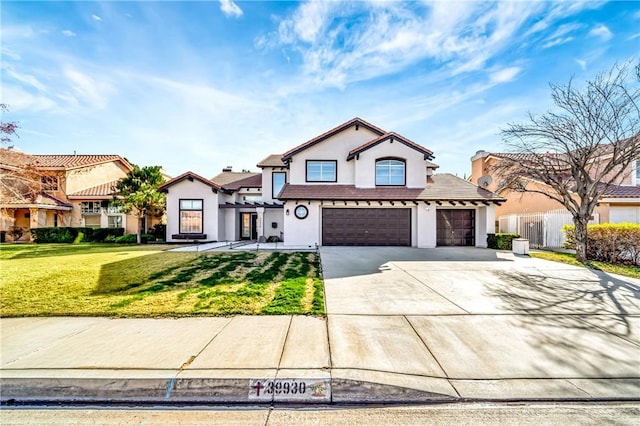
[222,166,233,172]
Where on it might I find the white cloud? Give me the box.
[589,24,613,41]
[2,66,47,92]
[63,68,113,109]
[542,37,574,49]
[91,14,102,21]
[490,67,521,84]
[219,0,243,18]
[575,59,587,70]
[62,30,76,37]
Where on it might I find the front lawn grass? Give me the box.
[0,244,324,317]
[531,251,640,279]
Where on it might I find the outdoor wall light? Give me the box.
[286,209,290,216]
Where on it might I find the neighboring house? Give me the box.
[160,118,504,248]
[0,151,150,241]
[470,150,640,224]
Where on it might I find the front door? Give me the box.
[240,212,258,240]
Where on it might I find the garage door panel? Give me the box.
[322,208,410,246]
[437,209,475,246]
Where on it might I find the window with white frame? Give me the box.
[179,199,203,234]
[272,172,286,198]
[108,215,122,228]
[106,202,121,214]
[375,159,405,186]
[634,159,639,186]
[306,160,337,182]
[81,201,101,214]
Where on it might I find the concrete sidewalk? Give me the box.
[1,247,639,404]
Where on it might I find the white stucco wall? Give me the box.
[288,127,380,185]
[474,205,495,248]
[354,141,427,189]
[224,208,236,241]
[416,205,437,248]
[264,209,284,240]
[283,201,321,247]
[164,179,219,242]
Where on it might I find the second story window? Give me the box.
[81,201,101,214]
[272,172,286,198]
[634,159,640,185]
[41,176,59,191]
[376,159,405,186]
[306,160,337,182]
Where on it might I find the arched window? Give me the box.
[376,159,405,186]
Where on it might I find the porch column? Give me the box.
[256,207,265,241]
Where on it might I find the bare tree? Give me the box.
[494,61,640,263]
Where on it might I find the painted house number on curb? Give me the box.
[249,378,331,401]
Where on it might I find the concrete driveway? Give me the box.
[320,246,640,399]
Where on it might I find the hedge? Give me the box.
[487,233,520,250]
[31,227,125,243]
[563,222,640,265]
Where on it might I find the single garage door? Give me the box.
[322,208,411,246]
[610,206,640,224]
[437,209,475,246]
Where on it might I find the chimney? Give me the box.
[222,166,233,172]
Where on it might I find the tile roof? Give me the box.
[67,181,119,198]
[158,171,221,191]
[347,132,434,161]
[279,173,504,202]
[257,154,286,168]
[33,154,132,170]
[601,184,640,198]
[211,172,261,187]
[220,173,262,191]
[282,117,386,161]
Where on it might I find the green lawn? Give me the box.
[0,244,324,317]
[531,251,640,279]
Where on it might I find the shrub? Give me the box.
[563,222,640,265]
[90,227,124,242]
[487,233,520,250]
[73,232,84,244]
[148,224,166,241]
[31,227,125,243]
[115,234,138,244]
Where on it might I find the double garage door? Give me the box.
[321,208,476,246]
[322,208,411,246]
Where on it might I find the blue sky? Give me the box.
[2,1,639,178]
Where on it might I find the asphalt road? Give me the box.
[2,402,638,425]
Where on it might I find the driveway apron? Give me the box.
[320,246,640,399]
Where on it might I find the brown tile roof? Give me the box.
[257,154,286,168]
[282,117,386,161]
[220,173,262,191]
[211,172,260,187]
[33,154,132,170]
[601,184,640,198]
[158,171,221,192]
[68,181,119,198]
[279,173,504,202]
[347,132,434,161]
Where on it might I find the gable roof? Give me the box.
[257,154,286,168]
[279,173,504,203]
[158,171,221,192]
[347,132,434,161]
[600,183,640,198]
[33,154,133,171]
[282,117,386,162]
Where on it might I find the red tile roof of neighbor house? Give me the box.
[257,154,286,168]
[278,173,505,202]
[601,184,640,198]
[67,181,119,198]
[33,154,132,170]
[347,132,434,161]
[158,171,221,191]
[282,117,387,161]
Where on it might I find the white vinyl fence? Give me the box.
[498,209,599,249]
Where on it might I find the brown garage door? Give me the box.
[436,209,475,246]
[322,208,411,246]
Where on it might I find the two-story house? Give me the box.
[470,150,640,224]
[0,151,146,240]
[160,118,504,247]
